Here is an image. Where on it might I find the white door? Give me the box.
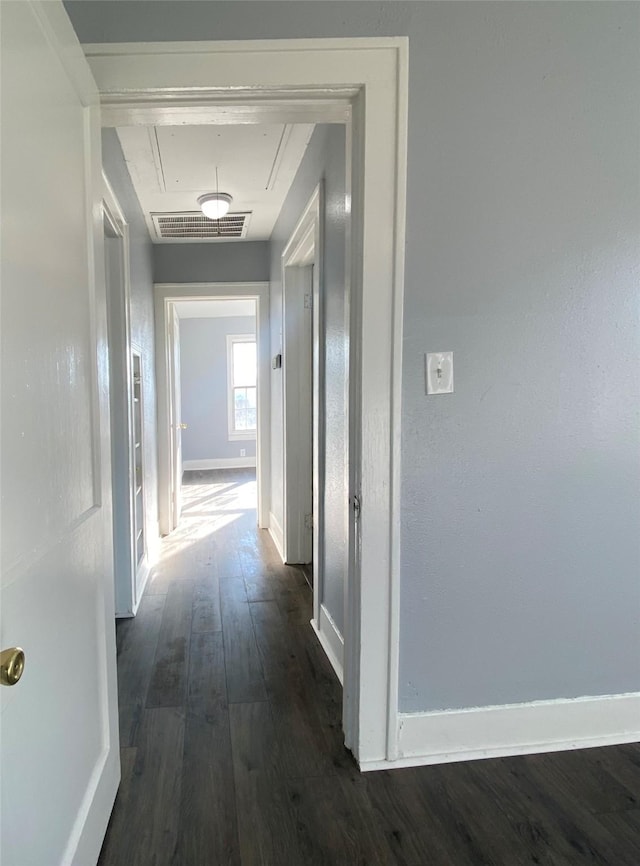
[283,264,314,563]
[169,304,184,527]
[0,3,119,865]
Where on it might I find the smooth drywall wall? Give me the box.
[269,124,347,634]
[179,315,256,463]
[397,3,640,712]
[68,3,640,714]
[102,128,159,560]
[154,242,269,285]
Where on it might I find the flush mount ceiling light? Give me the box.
[197,192,233,220]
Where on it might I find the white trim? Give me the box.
[268,511,285,562]
[103,177,147,623]
[359,692,640,772]
[15,6,120,866]
[116,555,151,619]
[135,556,151,611]
[130,346,148,602]
[89,37,409,766]
[226,333,258,442]
[281,184,323,586]
[386,33,409,765]
[183,457,256,471]
[311,605,344,685]
[154,282,270,533]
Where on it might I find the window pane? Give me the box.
[233,341,256,387]
[233,387,256,432]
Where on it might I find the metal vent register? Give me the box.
[152,212,251,241]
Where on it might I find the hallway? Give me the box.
[99,470,640,866]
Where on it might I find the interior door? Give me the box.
[283,264,314,563]
[169,304,184,527]
[0,3,119,865]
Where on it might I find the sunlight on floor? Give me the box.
[155,471,258,565]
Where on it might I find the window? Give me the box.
[227,334,257,440]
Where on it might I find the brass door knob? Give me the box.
[179,423,188,429]
[1,647,25,686]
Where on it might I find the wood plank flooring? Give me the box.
[99,469,640,866]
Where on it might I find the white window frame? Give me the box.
[226,333,257,441]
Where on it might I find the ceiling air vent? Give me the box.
[151,211,251,242]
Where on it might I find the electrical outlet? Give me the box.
[240,449,246,457]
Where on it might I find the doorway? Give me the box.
[279,184,347,676]
[89,38,408,765]
[103,176,151,616]
[155,283,270,537]
[176,297,259,523]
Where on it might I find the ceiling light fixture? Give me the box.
[198,192,232,220]
[198,166,232,220]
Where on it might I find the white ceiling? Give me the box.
[116,123,314,243]
[174,299,256,319]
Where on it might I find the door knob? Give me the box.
[179,423,188,429]
[1,647,25,686]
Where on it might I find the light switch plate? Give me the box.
[426,352,454,394]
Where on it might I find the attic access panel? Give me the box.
[115,124,315,242]
[156,125,288,192]
[151,211,251,242]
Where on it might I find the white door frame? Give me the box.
[102,174,152,616]
[281,185,321,569]
[86,37,408,766]
[154,282,270,534]
[167,303,183,529]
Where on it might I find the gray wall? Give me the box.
[269,124,348,634]
[154,241,269,285]
[180,315,257,463]
[102,129,159,556]
[69,3,640,714]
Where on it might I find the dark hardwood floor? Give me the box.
[99,469,640,865]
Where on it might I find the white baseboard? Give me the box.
[182,456,256,471]
[359,692,640,772]
[311,604,344,684]
[115,557,150,619]
[268,511,285,561]
[133,557,151,615]
[146,522,161,563]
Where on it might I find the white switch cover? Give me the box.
[426,352,454,394]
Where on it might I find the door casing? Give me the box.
[282,189,320,568]
[167,304,183,528]
[102,174,152,616]
[281,185,324,621]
